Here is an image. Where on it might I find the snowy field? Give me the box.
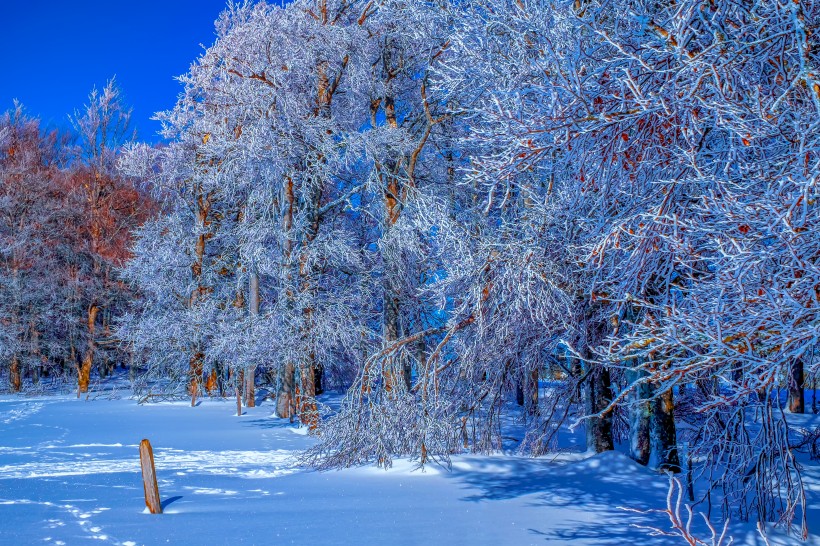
[1,392,818,545]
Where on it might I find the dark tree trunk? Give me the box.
[516,382,525,406]
[515,370,539,414]
[788,358,805,414]
[653,387,680,472]
[314,363,324,395]
[586,366,614,452]
[628,369,652,466]
[529,369,539,414]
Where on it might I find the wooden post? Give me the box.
[139,439,162,514]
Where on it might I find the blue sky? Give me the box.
[2,1,237,141]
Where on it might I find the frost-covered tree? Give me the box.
[427,0,820,534]
[0,106,72,391]
[121,1,378,416]
[0,94,149,394]
[117,0,820,537]
[307,0,580,466]
[69,78,146,393]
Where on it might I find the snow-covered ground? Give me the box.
[0,392,816,545]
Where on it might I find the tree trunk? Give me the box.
[275,38,343,419]
[529,368,539,414]
[189,352,204,407]
[9,265,22,393]
[580,309,613,453]
[276,363,296,420]
[189,186,212,408]
[514,368,538,413]
[78,304,99,394]
[586,365,614,453]
[236,386,242,417]
[30,319,42,385]
[314,363,324,395]
[788,358,805,414]
[628,369,652,466]
[244,369,256,408]
[276,177,297,418]
[245,269,259,408]
[380,81,411,392]
[298,356,318,429]
[205,369,218,395]
[653,387,680,472]
[295,160,321,424]
[9,354,21,393]
[296,251,319,426]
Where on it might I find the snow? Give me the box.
[0,394,816,545]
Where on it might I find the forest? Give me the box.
[2,0,819,543]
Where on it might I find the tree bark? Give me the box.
[205,369,218,395]
[9,354,21,393]
[314,363,324,395]
[298,355,318,429]
[275,30,345,420]
[586,365,614,453]
[189,186,212,407]
[514,368,539,413]
[189,352,204,407]
[276,177,297,418]
[529,369,539,414]
[294,73,325,423]
[788,358,805,414]
[296,250,319,426]
[78,304,98,394]
[236,385,242,417]
[244,368,256,408]
[653,387,680,472]
[379,79,412,392]
[628,369,652,466]
[276,362,296,420]
[245,268,259,408]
